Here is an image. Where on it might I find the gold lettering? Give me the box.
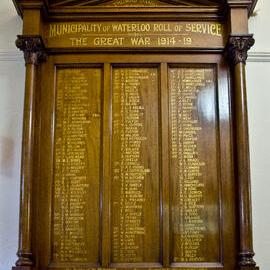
[48,22,224,48]
[153,23,172,32]
[53,68,101,262]
[94,37,124,46]
[185,23,222,36]
[169,68,216,262]
[70,37,88,46]
[131,37,150,45]
[112,68,158,262]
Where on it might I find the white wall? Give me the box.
[247,62,270,270]
[0,1,269,270]
[247,1,270,269]
[0,1,24,270]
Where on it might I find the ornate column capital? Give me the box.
[225,34,255,65]
[16,35,47,65]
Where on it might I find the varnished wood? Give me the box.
[110,65,160,266]
[27,53,239,270]
[233,62,256,268]
[160,63,170,267]
[12,1,260,270]
[14,20,46,269]
[14,33,46,269]
[225,30,257,268]
[52,67,102,264]
[16,63,36,268]
[49,0,225,7]
[12,0,258,19]
[102,63,112,267]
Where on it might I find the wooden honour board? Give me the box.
[37,54,236,270]
[12,1,259,270]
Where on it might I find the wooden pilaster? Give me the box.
[226,33,258,270]
[12,35,46,270]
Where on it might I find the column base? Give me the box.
[239,267,260,270]
[12,267,33,270]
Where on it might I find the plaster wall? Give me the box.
[0,2,24,270]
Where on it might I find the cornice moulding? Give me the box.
[0,51,24,61]
[247,52,270,62]
[0,51,269,63]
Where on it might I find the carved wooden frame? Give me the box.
[11,0,259,270]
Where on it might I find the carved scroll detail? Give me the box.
[16,35,47,65]
[226,34,255,65]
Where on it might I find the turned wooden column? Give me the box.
[13,35,46,270]
[226,34,258,270]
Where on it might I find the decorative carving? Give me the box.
[225,34,255,65]
[239,251,257,268]
[16,35,47,65]
[102,0,167,7]
[49,0,224,7]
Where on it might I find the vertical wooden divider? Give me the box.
[160,63,170,267]
[101,63,112,267]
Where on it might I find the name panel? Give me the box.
[45,22,226,49]
[169,67,221,263]
[52,68,102,264]
[111,67,160,263]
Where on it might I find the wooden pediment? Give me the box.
[12,0,258,20]
[49,0,225,7]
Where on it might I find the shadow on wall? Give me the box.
[0,136,15,178]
